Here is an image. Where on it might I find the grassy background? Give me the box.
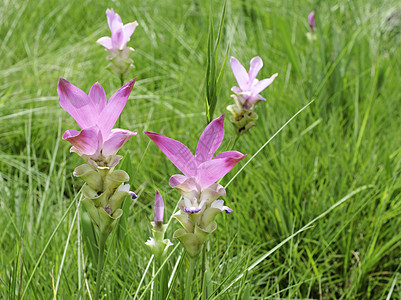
[1,0,401,298]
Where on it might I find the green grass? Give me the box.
[1,0,401,298]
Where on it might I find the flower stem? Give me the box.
[184,258,196,300]
[200,245,206,295]
[232,135,240,149]
[94,232,108,300]
[150,260,155,300]
[159,261,167,300]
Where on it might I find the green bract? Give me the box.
[75,164,132,235]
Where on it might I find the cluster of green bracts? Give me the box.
[73,158,137,299]
[227,95,259,136]
[74,163,135,237]
[146,222,172,258]
[172,186,231,259]
[106,47,135,81]
[228,56,278,136]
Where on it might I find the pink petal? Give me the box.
[246,93,265,104]
[98,79,136,138]
[57,78,98,129]
[62,127,102,157]
[197,151,246,188]
[231,86,242,93]
[258,94,266,101]
[169,174,201,198]
[106,8,122,34]
[145,132,197,177]
[123,21,138,40]
[251,73,278,95]
[195,114,225,163]
[230,56,249,90]
[89,82,107,115]
[102,128,137,156]
[214,150,246,160]
[96,36,112,50]
[248,56,263,83]
[112,28,125,49]
[200,183,226,202]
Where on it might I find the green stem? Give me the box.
[200,245,206,295]
[151,260,156,300]
[232,135,240,149]
[94,232,108,300]
[160,261,167,300]
[184,258,196,300]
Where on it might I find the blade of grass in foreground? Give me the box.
[21,190,82,299]
[209,185,372,299]
[54,202,79,295]
[137,244,180,300]
[205,1,227,124]
[225,99,315,188]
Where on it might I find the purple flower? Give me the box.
[211,200,232,214]
[308,11,316,31]
[179,197,207,214]
[58,78,137,164]
[154,190,164,223]
[97,8,138,52]
[129,191,138,200]
[144,114,246,194]
[230,56,278,106]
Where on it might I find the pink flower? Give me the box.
[230,56,278,106]
[97,9,138,52]
[308,11,316,31]
[144,114,246,196]
[58,78,137,166]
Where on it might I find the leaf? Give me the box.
[205,1,227,124]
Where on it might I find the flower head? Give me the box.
[145,115,243,258]
[308,11,316,31]
[97,9,138,52]
[58,78,137,167]
[145,114,246,198]
[97,9,139,79]
[230,56,278,107]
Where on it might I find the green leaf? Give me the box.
[205,1,227,124]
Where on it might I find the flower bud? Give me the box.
[145,190,173,259]
[154,189,164,223]
[308,11,316,31]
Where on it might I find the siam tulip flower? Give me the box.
[58,77,137,168]
[307,11,317,41]
[59,77,138,299]
[228,56,278,135]
[145,114,246,258]
[145,114,246,201]
[97,9,138,52]
[97,9,138,80]
[230,56,278,109]
[308,11,316,31]
[145,190,173,259]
